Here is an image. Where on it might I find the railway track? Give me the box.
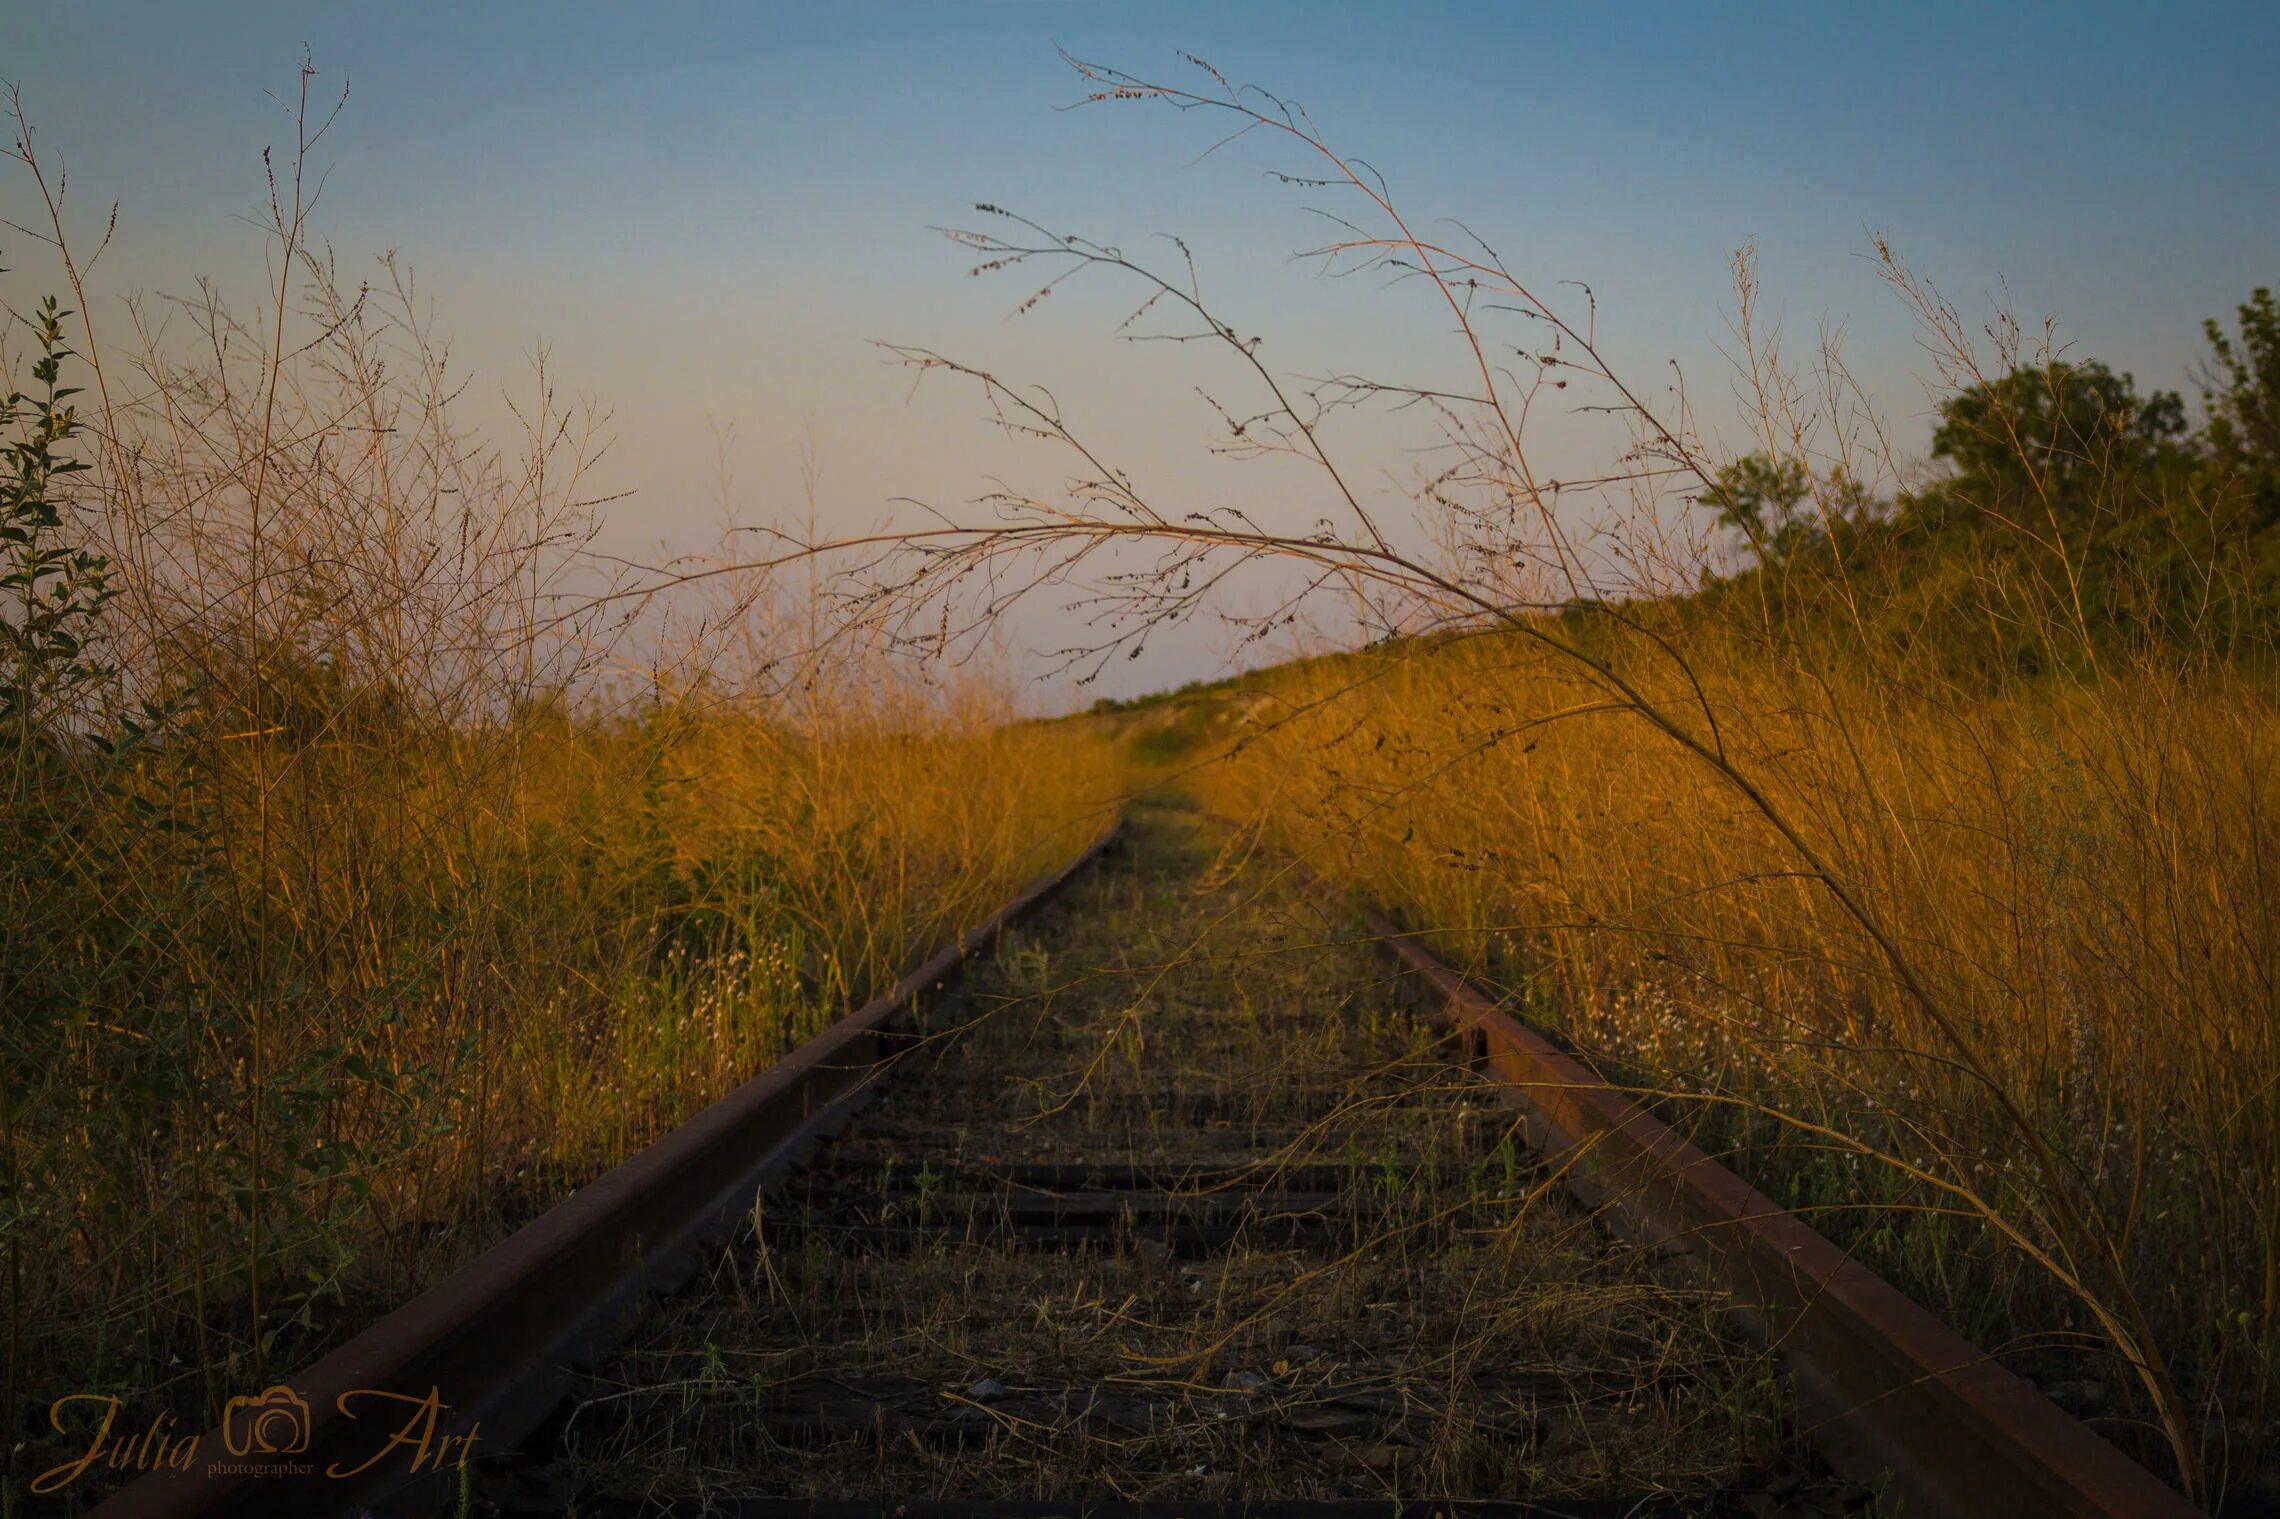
[530,796,1813,1515]
[85,795,2202,1519]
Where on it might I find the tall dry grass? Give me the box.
[0,67,1115,1493]
[1200,629,2279,1489]
[781,53,2280,1504]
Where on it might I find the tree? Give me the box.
[2201,286,2280,524]
[1913,360,2186,537]
[1700,454,1877,571]
[1701,453,1818,570]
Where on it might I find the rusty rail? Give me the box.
[87,816,1123,1519]
[1362,908,2202,1519]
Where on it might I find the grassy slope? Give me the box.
[1062,615,2276,1500]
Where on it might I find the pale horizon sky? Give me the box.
[9,2,2277,705]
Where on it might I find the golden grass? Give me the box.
[833,61,2279,1500]
[1196,623,2280,1489]
[495,692,1122,1178]
[0,76,1119,1476]
[11,46,2271,1512]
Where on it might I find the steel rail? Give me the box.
[1361,908,2202,1519]
[87,815,1124,1519]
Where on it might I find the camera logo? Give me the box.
[220,1385,311,1457]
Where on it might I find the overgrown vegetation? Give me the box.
[1181,225,2280,1513]
[559,796,1823,1507]
[0,71,1113,1509]
[1695,287,2280,673]
[754,53,2280,1507]
[1203,619,2276,1498]
[10,37,2275,1514]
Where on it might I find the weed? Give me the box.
[0,68,1116,1507]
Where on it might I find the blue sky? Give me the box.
[9,2,2277,699]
